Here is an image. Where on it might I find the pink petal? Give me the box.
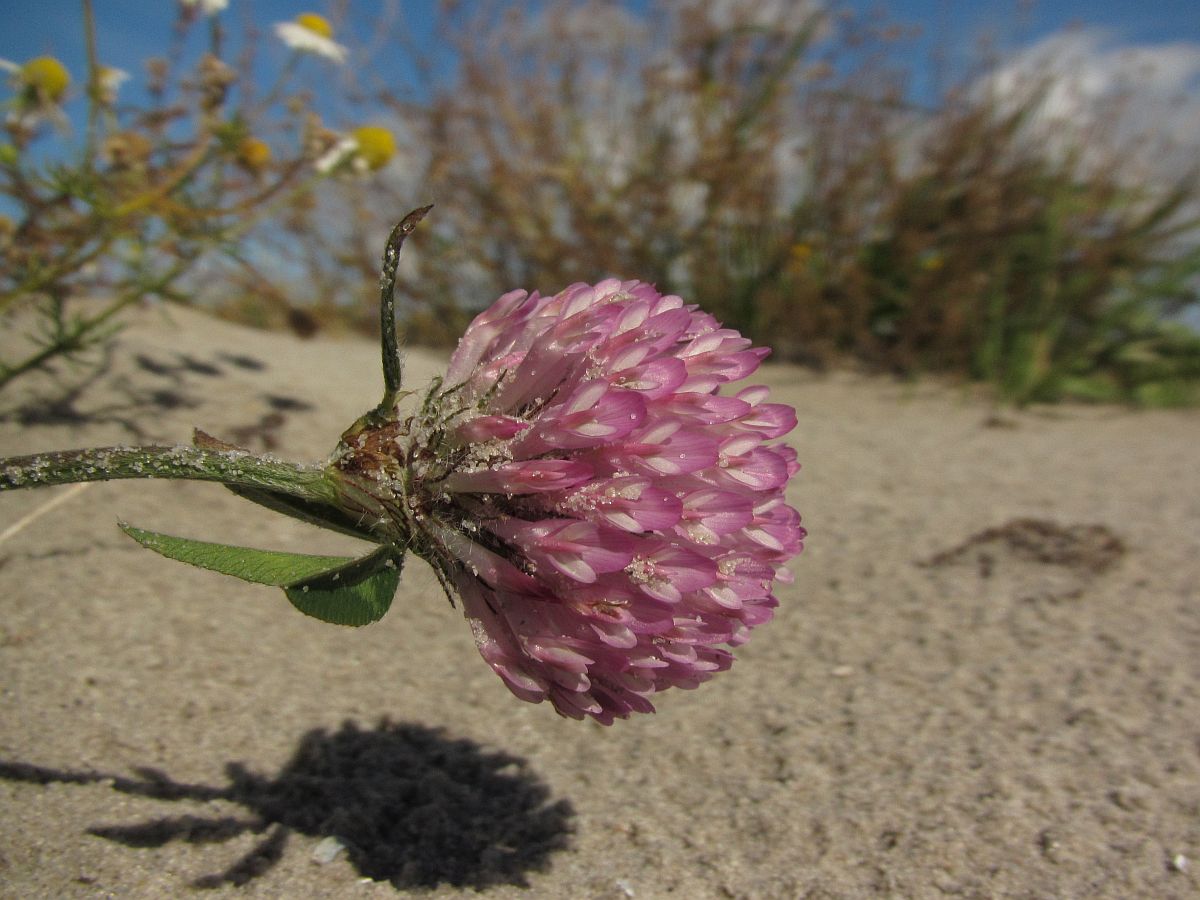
[558,476,683,533]
[445,289,531,384]
[513,383,647,454]
[654,392,750,425]
[681,489,754,536]
[589,619,639,648]
[491,518,636,584]
[459,580,549,703]
[738,402,797,439]
[625,543,717,602]
[436,525,542,594]
[713,446,789,491]
[454,414,530,443]
[612,357,688,398]
[445,459,594,494]
[609,421,719,476]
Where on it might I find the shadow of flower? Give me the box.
[0,719,574,890]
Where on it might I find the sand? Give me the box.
[1,305,1197,899]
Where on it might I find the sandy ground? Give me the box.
[1,304,1198,899]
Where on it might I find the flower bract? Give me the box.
[333,280,804,723]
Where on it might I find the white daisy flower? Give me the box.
[180,0,230,14]
[4,56,71,130]
[312,126,396,175]
[274,13,348,63]
[180,0,229,14]
[97,66,129,105]
[314,135,357,174]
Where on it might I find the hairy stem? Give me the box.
[0,445,338,503]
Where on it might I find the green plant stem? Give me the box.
[0,232,115,316]
[0,445,338,503]
[0,254,191,390]
[0,330,86,389]
[81,0,101,166]
[0,296,128,389]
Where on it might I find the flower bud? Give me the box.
[235,136,272,173]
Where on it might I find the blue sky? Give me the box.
[5,1,1200,107]
[864,0,1200,102]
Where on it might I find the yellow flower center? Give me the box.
[236,137,272,171]
[20,56,71,101]
[295,13,334,38]
[352,125,396,171]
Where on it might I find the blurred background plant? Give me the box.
[0,0,393,389]
[4,0,1199,407]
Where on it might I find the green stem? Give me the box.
[0,445,338,503]
[0,258,188,390]
[81,0,102,167]
[0,231,115,316]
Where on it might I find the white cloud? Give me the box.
[981,28,1200,183]
[675,0,826,36]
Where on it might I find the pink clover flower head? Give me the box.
[337,279,804,723]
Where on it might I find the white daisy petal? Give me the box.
[274,21,348,63]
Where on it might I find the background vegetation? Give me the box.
[4,0,1199,406]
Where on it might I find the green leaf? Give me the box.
[120,524,401,627]
[284,548,401,626]
[120,523,358,585]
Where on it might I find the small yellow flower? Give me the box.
[236,136,272,172]
[20,56,71,102]
[351,125,395,171]
[275,13,347,62]
[2,56,71,131]
[790,242,813,264]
